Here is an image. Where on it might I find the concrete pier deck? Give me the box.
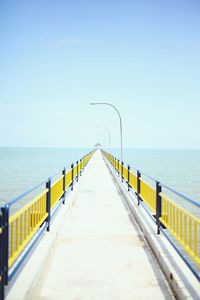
[7,150,175,300]
[27,150,173,300]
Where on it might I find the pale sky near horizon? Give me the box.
[0,0,200,149]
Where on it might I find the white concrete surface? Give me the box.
[6,183,78,300]
[24,150,174,300]
[106,158,200,300]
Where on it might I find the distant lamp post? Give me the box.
[90,102,123,161]
[93,125,111,150]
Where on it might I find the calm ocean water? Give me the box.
[110,148,200,219]
[0,147,199,271]
[112,149,200,201]
[0,148,90,207]
[0,148,200,210]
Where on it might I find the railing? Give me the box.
[0,150,94,299]
[101,150,200,280]
[160,193,200,265]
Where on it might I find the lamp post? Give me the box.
[90,102,123,161]
[93,125,111,149]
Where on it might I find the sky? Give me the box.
[0,0,200,149]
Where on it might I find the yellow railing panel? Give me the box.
[116,161,119,172]
[78,162,82,174]
[101,151,112,165]
[6,150,95,270]
[73,166,77,178]
[101,149,200,267]
[9,189,48,267]
[65,170,72,188]
[123,167,128,182]
[139,179,156,213]
[129,171,137,191]
[84,152,94,166]
[118,162,122,175]
[51,176,64,209]
[160,193,200,265]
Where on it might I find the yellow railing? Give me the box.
[83,151,94,167]
[101,150,113,165]
[101,150,200,268]
[6,150,95,270]
[123,166,128,182]
[9,189,48,267]
[160,193,200,265]
[77,162,80,175]
[65,170,72,188]
[140,179,156,214]
[73,165,77,178]
[72,151,95,178]
[129,172,137,191]
[117,162,121,174]
[102,151,156,213]
[51,176,64,209]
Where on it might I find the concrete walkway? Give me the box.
[30,150,173,300]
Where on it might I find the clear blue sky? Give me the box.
[0,0,200,149]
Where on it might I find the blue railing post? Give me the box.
[121,162,124,182]
[62,168,66,204]
[137,170,141,206]
[1,205,9,286]
[71,163,74,191]
[46,178,51,232]
[0,212,5,300]
[127,164,130,191]
[156,181,162,234]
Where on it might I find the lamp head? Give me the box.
[90,102,103,105]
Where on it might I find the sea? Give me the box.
[0,147,200,214]
[0,147,199,272]
[113,148,200,218]
[0,148,90,207]
[112,148,200,201]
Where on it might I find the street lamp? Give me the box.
[90,102,123,161]
[93,125,111,149]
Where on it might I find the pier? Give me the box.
[0,150,200,299]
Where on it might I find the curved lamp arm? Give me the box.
[91,102,123,161]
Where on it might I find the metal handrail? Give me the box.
[102,149,200,277]
[104,151,200,209]
[0,150,95,299]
